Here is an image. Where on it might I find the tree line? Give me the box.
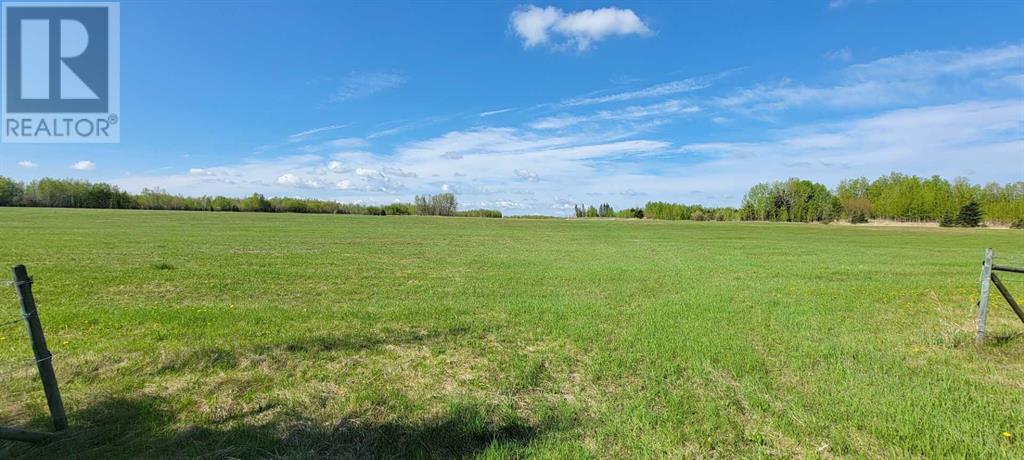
[574,173,1021,227]
[0,177,501,218]
[573,203,645,219]
[1,173,1020,225]
[740,173,1021,226]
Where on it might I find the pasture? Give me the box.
[0,208,1021,458]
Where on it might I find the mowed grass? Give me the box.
[0,208,1022,459]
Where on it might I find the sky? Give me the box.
[1,0,1022,215]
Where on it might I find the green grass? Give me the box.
[0,208,1022,458]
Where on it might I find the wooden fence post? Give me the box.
[976,249,993,345]
[11,265,67,431]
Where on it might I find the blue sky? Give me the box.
[1,0,1022,215]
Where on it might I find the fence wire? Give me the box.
[0,355,58,381]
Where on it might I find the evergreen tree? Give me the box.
[955,200,983,227]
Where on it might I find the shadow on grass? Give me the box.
[157,326,472,373]
[3,325,571,459]
[7,394,564,459]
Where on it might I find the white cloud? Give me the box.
[276,173,301,186]
[333,71,406,102]
[510,5,650,51]
[276,173,323,188]
[71,160,95,171]
[490,200,528,210]
[327,161,349,173]
[18,160,37,168]
[382,167,417,178]
[514,169,539,182]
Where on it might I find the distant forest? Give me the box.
[1,173,1021,226]
[585,173,1022,227]
[0,176,492,218]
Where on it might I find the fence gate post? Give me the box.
[976,249,993,345]
[11,265,67,431]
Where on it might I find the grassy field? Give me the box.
[0,208,1022,459]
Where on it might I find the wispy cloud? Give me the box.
[288,124,346,141]
[829,0,877,9]
[843,44,1023,80]
[719,44,1024,115]
[824,48,853,62]
[18,160,37,168]
[530,100,700,129]
[332,71,406,102]
[510,5,651,52]
[676,99,1023,183]
[479,108,515,117]
[367,115,449,139]
[558,75,717,107]
[327,137,369,149]
[71,161,96,171]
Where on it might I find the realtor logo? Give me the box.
[2,2,119,143]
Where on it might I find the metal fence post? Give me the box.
[12,265,67,431]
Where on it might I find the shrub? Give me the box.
[849,211,868,224]
[238,193,272,212]
[384,203,414,215]
[841,197,871,224]
[691,210,706,221]
[1010,218,1024,229]
[415,193,457,216]
[0,176,23,206]
[616,208,644,219]
[955,201,983,227]
[456,209,502,218]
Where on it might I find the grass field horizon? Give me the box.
[1,208,1022,458]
